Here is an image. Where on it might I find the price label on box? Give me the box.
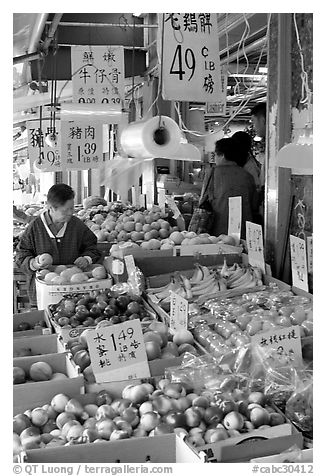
[124,254,136,277]
[112,259,124,275]
[165,196,181,218]
[251,326,303,368]
[170,291,188,333]
[246,221,265,272]
[228,196,242,245]
[86,319,150,383]
[290,235,309,291]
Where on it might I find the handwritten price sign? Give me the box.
[170,291,188,333]
[290,235,309,292]
[27,120,63,172]
[86,319,150,383]
[246,222,265,273]
[251,326,303,368]
[228,196,242,245]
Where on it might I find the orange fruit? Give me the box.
[149,229,159,239]
[159,229,170,239]
[150,222,160,231]
[115,223,124,233]
[117,231,129,242]
[143,224,152,233]
[144,232,152,241]
[123,221,135,232]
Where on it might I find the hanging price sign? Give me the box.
[251,326,303,368]
[27,120,63,172]
[165,196,181,218]
[71,46,124,108]
[159,13,222,102]
[246,221,265,273]
[228,196,242,245]
[158,189,166,214]
[170,291,188,333]
[206,69,228,116]
[290,235,309,291]
[86,319,150,383]
[61,121,103,170]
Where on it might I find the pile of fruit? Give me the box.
[146,264,263,309]
[13,381,287,454]
[37,261,110,286]
[13,361,69,385]
[48,292,156,329]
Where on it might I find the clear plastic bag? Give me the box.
[285,370,313,434]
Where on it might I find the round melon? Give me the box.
[60,267,83,280]
[70,273,89,284]
[29,362,53,382]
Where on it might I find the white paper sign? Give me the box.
[71,46,125,108]
[124,254,136,277]
[139,194,146,208]
[61,121,103,170]
[246,221,265,272]
[170,291,188,333]
[228,196,242,245]
[159,13,222,102]
[158,189,166,213]
[251,326,303,368]
[290,235,309,291]
[112,259,124,275]
[306,236,313,274]
[86,319,150,383]
[27,120,63,172]
[165,196,181,218]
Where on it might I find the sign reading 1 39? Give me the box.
[159,13,223,103]
[61,121,103,170]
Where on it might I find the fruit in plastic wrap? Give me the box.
[285,375,313,434]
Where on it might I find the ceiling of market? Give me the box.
[13,12,268,130]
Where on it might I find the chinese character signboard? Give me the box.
[61,121,103,170]
[290,235,309,292]
[159,13,222,102]
[228,196,242,245]
[206,68,228,115]
[86,319,150,383]
[251,326,303,368]
[246,221,265,273]
[170,291,188,333]
[71,46,125,108]
[27,120,63,172]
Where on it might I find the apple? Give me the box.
[164,411,187,429]
[163,342,180,357]
[139,401,154,415]
[129,385,150,405]
[269,412,285,426]
[248,392,265,406]
[140,412,160,431]
[95,390,113,406]
[164,383,186,399]
[120,408,139,428]
[218,400,237,415]
[145,341,161,360]
[82,428,98,443]
[250,407,270,428]
[110,398,132,415]
[227,429,241,438]
[152,396,173,416]
[132,427,148,438]
[20,426,41,450]
[83,417,97,430]
[96,419,117,440]
[13,414,31,435]
[153,423,174,435]
[204,406,224,425]
[110,429,130,440]
[223,411,244,430]
[55,412,75,429]
[66,424,84,441]
[244,421,255,431]
[173,396,192,412]
[113,417,133,436]
[96,405,117,420]
[184,407,202,428]
[157,378,171,391]
[83,404,99,417]
[192,396,209,408]
[65,398,84,418]
[13,366,26,384]
[187,434,206,447]
[204,428,228,444]
[31,408,49,427]
[61,420,81,438]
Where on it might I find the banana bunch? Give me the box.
[223,262,264,289]
[189,264,227,297]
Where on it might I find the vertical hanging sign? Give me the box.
[228,196,242,245]
[27,120,63,172]
[61,121,103,170]
[159,13,222,102]
[206,67,228,115]
[289,235,309,292]
[71,46,125,108]
[246,222,265,273]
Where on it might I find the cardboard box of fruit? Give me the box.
[35,263,113,310]
[13,379,301,463]
[13,353,84,415]
[46,292,158,344]
[13,334,65,358]
[13,310,52,338]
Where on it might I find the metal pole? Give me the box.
[13,51,43,65]
[49,21,158,28]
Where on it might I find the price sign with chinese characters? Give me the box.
[246,222,265,273]
[206,69,228,116]
[290,235,309,292]
[251,326,303,368]
[27,120,63,172]
[159,13,222,102]
[228,196,242,245]
[71,46,125,108]
[86,319,150,383]
[165,196,181,218]
[61,121,103,170]
[170,291,188,333]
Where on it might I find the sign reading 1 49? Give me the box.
[161,13,223,102]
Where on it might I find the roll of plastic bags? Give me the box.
[120,115,182,158]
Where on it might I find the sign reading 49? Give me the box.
[159,13,223,102]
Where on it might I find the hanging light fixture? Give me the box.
[275,126,313,174]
